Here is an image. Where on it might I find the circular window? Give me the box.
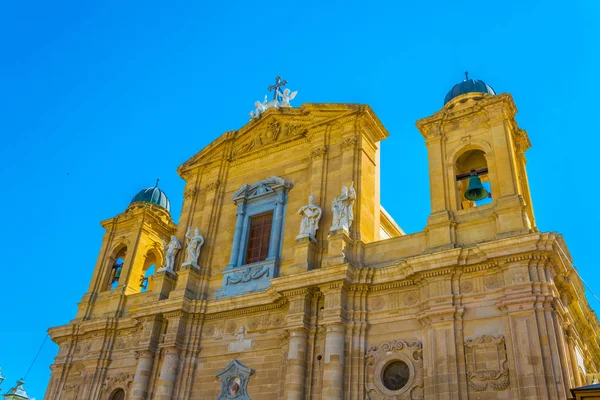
[382,360,410,391]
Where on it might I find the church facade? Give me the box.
[45,78,600,400]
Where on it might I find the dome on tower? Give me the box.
[444,72,496,105]
[130,180,171,213]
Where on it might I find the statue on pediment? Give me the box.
[277,88,298,107]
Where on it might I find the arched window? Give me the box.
[109,388,125,400]
[455,149,492,210]
[140,251,158,293]
[108,247,127,291]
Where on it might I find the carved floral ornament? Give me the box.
[464,335,509,392]
[365,340,424,400]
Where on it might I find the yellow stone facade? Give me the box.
[46,93,600,400]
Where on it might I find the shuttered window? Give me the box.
[245,212,273,264]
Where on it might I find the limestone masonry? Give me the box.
[45,79,600,400]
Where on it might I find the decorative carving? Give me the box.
[310,146,328,159]
[297,194,322,240]
[330,182,356,232]
[184,186,197,199]
[484,275,499,290]
[285,123,305,137]
[370,296,385,311]
[270,314,284,327]
[464,335,509,392]
[226,266,269,286]
[460,280,474,293]
[365,340,424,399]
[339,135,358,150]
[403,291,419,306]
[248,317,261,331]
[206,181,221,191]
[216,360,255,400]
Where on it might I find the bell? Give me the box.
[464,172,489,201]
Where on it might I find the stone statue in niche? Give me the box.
[330,182,356,232]
[182,227,204,268]
[159,235,181,273]
[297,194,322,240]
[216,360,255,400]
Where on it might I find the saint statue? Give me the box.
[330,182,356,232]
[297,194,322,240]
[160,235,181,273]
[182,227,204,267]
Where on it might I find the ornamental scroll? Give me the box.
[464,335,510,392]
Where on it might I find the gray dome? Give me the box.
[444,73,496,104]
[130,182,170,213]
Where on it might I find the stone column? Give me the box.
[130,350,154,400]
[268,193,285,259]
[284,328,309,400]
[322,323,346,399]
[567,329,583,387]
[228,203,246,267]
[155,346,180,400]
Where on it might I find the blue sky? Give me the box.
[1,0,599,397]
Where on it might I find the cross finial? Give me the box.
[155,178,160,187]
[465,71,469,80]
[268,76,288,100]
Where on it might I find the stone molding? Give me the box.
[464,335,509,392]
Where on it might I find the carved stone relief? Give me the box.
[403,291,419,306]
[365,340,424,399]
[460,280,474,294]
[102,372,134,396]
[216,360,255,400]
[464,335,509,392]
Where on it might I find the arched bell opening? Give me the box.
[140,251,158,293]
[107,246,127,291]
[455,149,492,210]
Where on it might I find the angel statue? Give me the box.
[249,97,267,119]
[297,194,322,240]
[277,88,298,107]
[182,227,204,268]
[330,182,356,232]
[160,235,181,273]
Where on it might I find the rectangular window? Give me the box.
[245,212,273,264]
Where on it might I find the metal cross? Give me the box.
[268,76,287,100]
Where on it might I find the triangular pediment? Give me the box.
[178,103,388,179]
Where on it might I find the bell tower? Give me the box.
[76,183,177,320]
[416,74,536,250]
